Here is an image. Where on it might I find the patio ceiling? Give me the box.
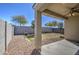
[33,3,79,19]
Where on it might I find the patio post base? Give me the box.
[31,49,41,55]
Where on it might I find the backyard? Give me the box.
[0,3,79,55]
[5,33,64,55]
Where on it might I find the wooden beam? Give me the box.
[43,9,68,19]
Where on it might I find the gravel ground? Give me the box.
[6,35,35,55]
[5,33,63,55]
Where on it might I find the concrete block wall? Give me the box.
[14,26,64,35]
[0,20,14,54]
[0,20,5,54]
[6,23,14,47]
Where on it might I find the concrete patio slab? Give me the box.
[41,39,79,55]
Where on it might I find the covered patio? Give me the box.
[33,3,79,55]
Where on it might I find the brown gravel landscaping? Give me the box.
[6,35,35,55]
[5,33,63,55]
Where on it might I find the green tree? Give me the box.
[12,15,28,35]
[12,15,27,26]
[31,20,35,29]
[45,21,57,27]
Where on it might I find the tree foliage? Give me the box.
[31,20,35,29]
[12,15,27,26]
[45,21,57,27]
[45,21,63,28]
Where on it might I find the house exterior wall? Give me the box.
[64,15,79,42]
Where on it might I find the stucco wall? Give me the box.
[64,15,79,42]
[0,20,14,54]
[0,20,5,54]
[6,23,14,47]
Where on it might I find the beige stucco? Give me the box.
[6,23,14,48]
[0,20,5,54]
[35,10,42,49]
[0,20,14,54]
[34,4,79,51]
[64,15,79,41]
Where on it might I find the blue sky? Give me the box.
[0,3,64,27]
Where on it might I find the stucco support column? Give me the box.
[35,10,42,49]
[31,10,42,55]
